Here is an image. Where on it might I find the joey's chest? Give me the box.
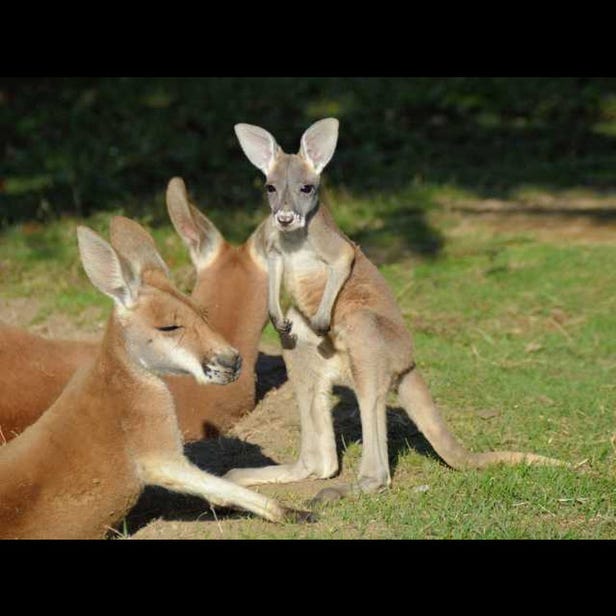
[281,245,324,276]
[279,244,327,292]
[274,246,327,316]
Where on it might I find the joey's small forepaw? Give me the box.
[272,316,293,335]
[279,319,293,334]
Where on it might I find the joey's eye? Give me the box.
[265,184,276,193]
[156,325,183,332]
[300,184,314,194]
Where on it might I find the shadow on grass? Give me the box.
[122,437,280,536]
[255,351,286,403]
[122,350,288,535]
[330,385,441,476]
[120,355,441,537]
[4,78,616,262]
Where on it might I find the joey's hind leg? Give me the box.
[224,309,339,487]
[312,375,390,505]
[312,312,393,504]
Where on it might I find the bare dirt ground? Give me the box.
[2,204,614,539]
[441,195,616,244]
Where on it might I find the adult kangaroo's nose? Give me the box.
[276,211,295,226]
[218,351,242,374]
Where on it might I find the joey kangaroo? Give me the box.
[0,218,309,539]
[0,177,268,442]
[225,118,565,498]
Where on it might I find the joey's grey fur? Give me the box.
[228,118,565,499]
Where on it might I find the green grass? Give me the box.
[1,193,614,539]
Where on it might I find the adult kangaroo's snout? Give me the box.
[202,348,242,384]
[217,350,242,374]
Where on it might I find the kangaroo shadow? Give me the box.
[255,350,287,402]
[122,436,279,536]
[331,385,442,474]
[122,350,287,536]
[121,358,442,536]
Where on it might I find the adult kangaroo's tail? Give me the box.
[397,367,566,469]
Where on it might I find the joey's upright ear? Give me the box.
[109,216,169,277]
[234,123,281,176]
[166,177,224,269]
[299,118,339,174]
[77,226,139,308]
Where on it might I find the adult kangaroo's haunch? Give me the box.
[0,218,309,539]
[226,118,565,499]
[0,177,269,443]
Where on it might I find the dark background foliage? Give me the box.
[2,77,615,228]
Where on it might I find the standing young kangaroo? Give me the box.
[0,218,308,539]
[0,177,268,443]
[226,118,564,497]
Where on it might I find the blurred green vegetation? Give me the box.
[2,77,616,247]
[1,78,615,539]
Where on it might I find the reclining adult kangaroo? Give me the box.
[225,118,565,499]
[0,177,268,443]
[0,218,310,539]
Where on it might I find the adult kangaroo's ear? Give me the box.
[109,216,170,277]
[234,123,281,176]
[166,177,224,269]
[77,226,139,308]
[299,117,339,174]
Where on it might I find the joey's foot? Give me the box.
[310,315,331,336]
[309,483,356,507]
[358,475,390,494]
[281,507,318,524]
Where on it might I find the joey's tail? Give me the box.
[397,367,567,469]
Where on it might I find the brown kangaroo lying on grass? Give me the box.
[226,118,565,499]
[0,177,268,443]
[0,217,309,539]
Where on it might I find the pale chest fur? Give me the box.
[280,241,328,318]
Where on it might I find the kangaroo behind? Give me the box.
[0,177,269,442]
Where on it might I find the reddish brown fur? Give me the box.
[0,222,307,538]
[0,269,221,539]
[167,241,268,438]
[0,326,98,442]
[0,223,268,443]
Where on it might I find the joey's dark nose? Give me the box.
[276,211,294,226]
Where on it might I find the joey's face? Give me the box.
[121,271,242,386]
[265,154,320,233]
